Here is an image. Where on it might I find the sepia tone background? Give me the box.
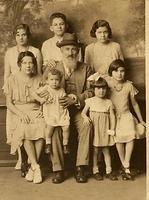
[0,0,146,172]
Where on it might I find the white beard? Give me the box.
[63,58,78,70]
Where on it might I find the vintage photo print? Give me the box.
[0,0,147,200]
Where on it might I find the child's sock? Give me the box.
[93,166,99,174]
[46,138,51,144]
[106,166,112,174]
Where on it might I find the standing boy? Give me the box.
[42,12,81,71]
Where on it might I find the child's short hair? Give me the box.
[17,51,37,76]
[90,19,112,38]
[13,23,31,39]
[48,68,63,81]
[108,59,126,76]
[49,12,67,25]
[91,77,108,89]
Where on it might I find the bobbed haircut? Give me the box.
[48,68,63,81]
[108,59,126,76]
[91,77,109,97]
[90,19,112,38]
[13,23,31,39]
[17,51,37,76]
[49,12,67,25]
[91,77,108,89]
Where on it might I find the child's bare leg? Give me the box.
[35,139,44,161]
[124,140,134,173]
[45,125,55,144]
[15,147,22,170]
[61,125,70,154]
[102,147,112,174]
[93,147,99,174]
[93,147,103,180]
[116,143,125,166]
[102,147,118,180]
[45,125,55,154]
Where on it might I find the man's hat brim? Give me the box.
[56,40,82,48]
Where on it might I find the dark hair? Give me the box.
[108,59,126,76]
[13,23,31,39]
[49,12,67,25]
[90,20,112,38]
[91,77,108,92]
[48,68,63,81]
[17,51,37,76]
[91,77,109,98]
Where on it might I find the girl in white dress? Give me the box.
[107,59,146,180]
[81,77,117,181]
[84,19,123,75]
[32,68,70,155]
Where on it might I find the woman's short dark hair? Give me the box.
[49,12,67,25]
[17,51,37,76]
[48,68,63,81]
[13,23,31,39]
[108,59,126,76]
[90,19,112,38]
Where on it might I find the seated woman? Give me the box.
[4,51,45,184]
[4,23,42,173]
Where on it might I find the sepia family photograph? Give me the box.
[0,0,147,200]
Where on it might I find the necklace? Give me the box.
[114,83,123,92]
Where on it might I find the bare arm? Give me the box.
[109,106,116,130]
[81,103,91,125]
[6,95,30,123]
[130,95,145,126]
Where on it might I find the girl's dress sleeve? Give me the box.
[108,99,115,110]
[85,98,91,107]
[129,82,139,97]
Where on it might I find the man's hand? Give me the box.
[42,59,57,72]
[59,95,76,108]
[39,90,49,99]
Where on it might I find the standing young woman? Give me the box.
[4,24,42,174]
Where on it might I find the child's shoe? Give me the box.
[122,168,134,181]
[25,168,34,182]
[45,144,52,154]
[33,165,42,184]
[105,172,118,181]
[63,145,70,154]
[93,172,103,181]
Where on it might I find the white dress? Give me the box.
[85,96,115,147]
[4,45,42,144]
[36,85,70,126]
[108,78,139,143]
[4,73,46,154]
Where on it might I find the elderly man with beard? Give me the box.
[43,33,93,184]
